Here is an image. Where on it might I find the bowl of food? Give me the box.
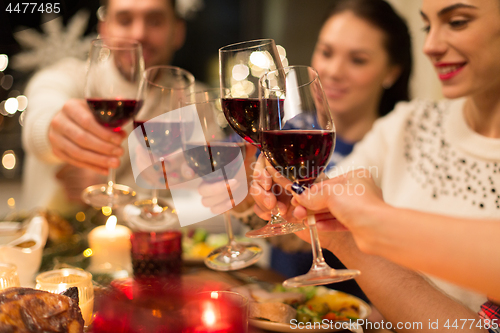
[0,215,49,286]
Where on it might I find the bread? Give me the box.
[0,287,84,333]
[249,302,297,324]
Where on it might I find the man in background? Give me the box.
[22,0,186,213]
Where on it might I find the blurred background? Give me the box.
[0,0,440,214]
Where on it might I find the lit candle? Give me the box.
[193,293,233,333]
[88,216,132,273]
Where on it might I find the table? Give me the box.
[182,264,393,333]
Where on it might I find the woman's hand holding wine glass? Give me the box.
[257,65,360,287]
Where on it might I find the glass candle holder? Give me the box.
[0,262,20,290]
[184,291,249,333]
[35,268,94,326]
[130,230,182,279]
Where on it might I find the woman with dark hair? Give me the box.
[265,0,412,303]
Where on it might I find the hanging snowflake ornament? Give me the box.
[176,0,204,20]
[12,10,96,73]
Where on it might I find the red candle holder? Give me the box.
[183,291,248,333]
[130,230,182,279]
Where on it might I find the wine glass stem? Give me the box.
[151,189,159,205]
[106,167,116,196]
[224,212,235,244]
[307,215,327,269]
[270,206,282,224]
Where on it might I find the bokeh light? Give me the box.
[76,211,86,222]
[0,75,13,90]
[102,206,113,216]
[232,64,249,81]
[17,95,28,111]
[4,98,18,114]
[0,55,8,71]
[2,150,16,170]
[7,198,15,207]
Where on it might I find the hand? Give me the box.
[198,143,257,215]
[55,164,106,204]
[49,99,126,175]
[291,169,388,253]
[249,155,295,221]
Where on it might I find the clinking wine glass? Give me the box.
[124,65,195,230]
[183,89,263,271]
[219,39,304,237]
[259,66,360,286]
[82,37,144,208]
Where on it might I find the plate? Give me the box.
[249,289,371,332]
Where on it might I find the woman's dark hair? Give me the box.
[322,0,412,117]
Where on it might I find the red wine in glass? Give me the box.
[222,98,284,147]
[261,130,335,187]
[133,120,185,157]
[183,142,246,183]
[87,98,142,130]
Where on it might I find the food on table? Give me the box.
[40,210,74,243]
[296,290,361,323]
[250,288,306,306]
[237,284,363,325]
[0,287,84,333]
[249,302,297,324]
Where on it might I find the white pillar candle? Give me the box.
[88,216,132,273]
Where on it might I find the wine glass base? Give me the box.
[82,184,136,209]
[123,199,178,231]
[204,243,263,271]
[283,268,360,288]
[245,221,306,238]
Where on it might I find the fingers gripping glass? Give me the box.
[219,39,297,236]
[259,66,360,287]
[124,66,195,230]
[81,38,144,208]
[183,89,263,271]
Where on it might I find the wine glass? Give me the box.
[183,89,263,271]
[259,66,361,287]
[124,65,195,230]
[82,37,144,208]
[219,39,304,238]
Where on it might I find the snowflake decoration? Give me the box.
[12,10,96,73]
[176,0,204,20]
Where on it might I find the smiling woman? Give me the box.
[251,0,500,329]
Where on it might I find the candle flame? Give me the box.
[201,303,216,327]
[105,215,117,231]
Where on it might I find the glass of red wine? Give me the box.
[183,89,263,271]
[82,37,144,208]
[219,39,305,238]
[260,66,361,287]
[124,65,195,230]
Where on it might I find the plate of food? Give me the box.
[182,229,224,264]
[233,284,370,332]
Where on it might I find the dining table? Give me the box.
[181,263,393,333]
